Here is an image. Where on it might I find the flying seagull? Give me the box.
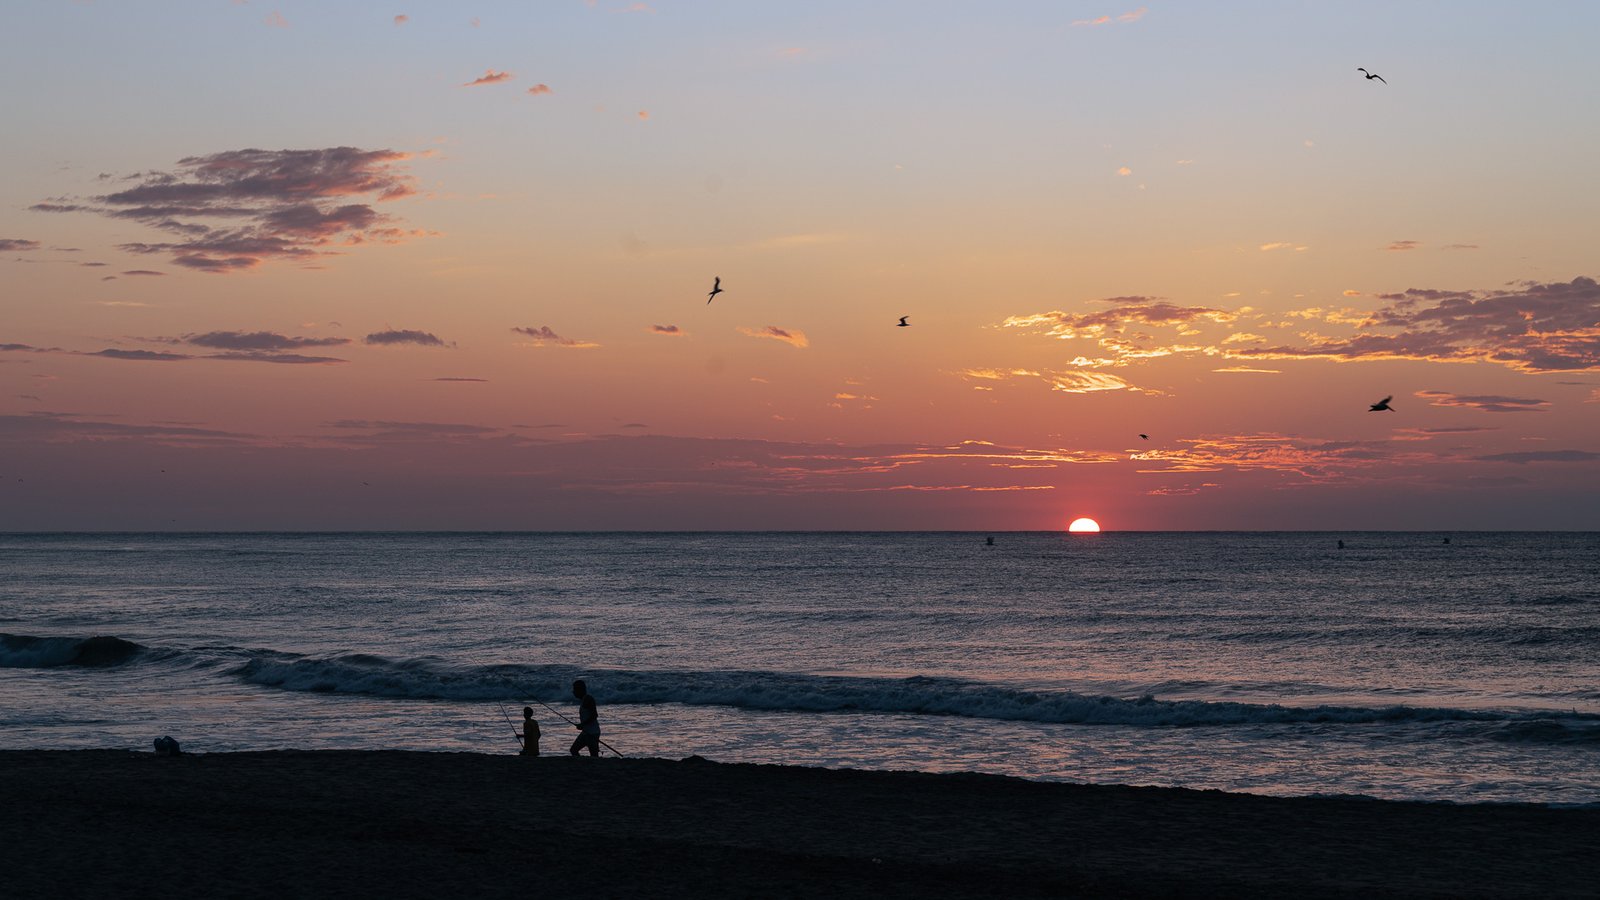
[706,277,723,304]
[896,316,910,327]
[1357,67,1386,84]
[1369,395,1394,412]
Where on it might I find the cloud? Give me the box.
[1047,372,1138,393]
[91,348,191,362]
[527,84,552,96]
[1475,450,1600,464]
[1259,242,1307,252]
[1443,243,1479,251]
[365,329,445,346]
[463,69,513,87]
[433,377,488,382]
[512,325,600,349]
[1116,167,1132,176]
[121,270,165,276]
[1212,366,1281,374]
[650,324,683,336]
[181,330,350,351]
[1342,289,1363,297]
[206,352,345,365]
[637,110,650,120]
[393,14,408,25]
[622,2,653,11]
[0,412,246,446]
[1387,240,1421,252]
[0,239,41,252]
[34,147,423,273]
[1415,390,1549,413]
[1231,276,1600,373]
[1073,7,1145,26]
[263,11,288,28]
[739,325,809,348]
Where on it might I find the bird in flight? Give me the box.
[1139,434,1149,440]
[1369,395,1394,412]
[896,316,910,327]
[706,277,723,304]
[1357,67,1386,84]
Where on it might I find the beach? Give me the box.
[3,750,1594,898]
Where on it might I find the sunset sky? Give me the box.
[3,1,1598,530]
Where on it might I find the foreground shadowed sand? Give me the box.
[2,751,1594,898]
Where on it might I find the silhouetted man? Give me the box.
[570,679,601,757]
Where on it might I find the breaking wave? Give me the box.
[0,633,146,668]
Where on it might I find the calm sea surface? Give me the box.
[3,532,1597,804]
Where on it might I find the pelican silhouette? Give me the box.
[706,277,723,304]
[896,316,910,327]
[1369,395,1394,412]
[1357,67,1386,84]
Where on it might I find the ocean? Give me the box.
[3,532,1597,805]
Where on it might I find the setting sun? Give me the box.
[1068,517,1102,533]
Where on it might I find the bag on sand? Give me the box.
[153,736,181,756]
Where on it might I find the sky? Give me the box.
[2,1,1598,531]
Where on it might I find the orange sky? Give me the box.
[3,3,1597,529]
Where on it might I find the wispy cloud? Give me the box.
[1072,6,1146,26]
[1475,450,1600,464]
[32,147,423,273]
[263,11,288,28]
[1387,240,1421,252]
[1415,390,1549,413]
[527,83,552,96]
[1232,276,1600,373]
[393,14,408,25]
[739,325,809,348]
[650,324,684,336]
[122,269,165,276]
[463,69,514,87]
[433,377,487,383]
[179,330,350,351]
[1259,241,1308,252]
[0,239,41,252]
[512,325,600,349]
[365,329,445,347]
[1212,366,1281,374]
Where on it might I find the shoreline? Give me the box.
[3,750,1594,898]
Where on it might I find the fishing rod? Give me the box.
[497,701,524,750]
[527,696,625,758]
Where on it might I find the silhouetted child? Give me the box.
[520,707,541,757]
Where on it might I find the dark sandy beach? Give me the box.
[2,750,1594,898]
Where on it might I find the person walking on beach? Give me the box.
[570,679,601,757]
[520,707,541,757]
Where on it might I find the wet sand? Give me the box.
[1,750,1594,898]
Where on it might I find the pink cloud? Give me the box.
[650,324,683,336]
[394,14,408,25]
[512,325,600,349]
[739,325,809,348]
[527,84,552,96]
[0,239,41,252]
[263,11,288,28]
[463,69,514,87]
[1415,390,1549,414]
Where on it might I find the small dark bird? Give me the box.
[1357,67,1386,84]
[706,277,723,304]
[1139,434,1149,440]
[1369,395,1394,412]
[896,316,910,327]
